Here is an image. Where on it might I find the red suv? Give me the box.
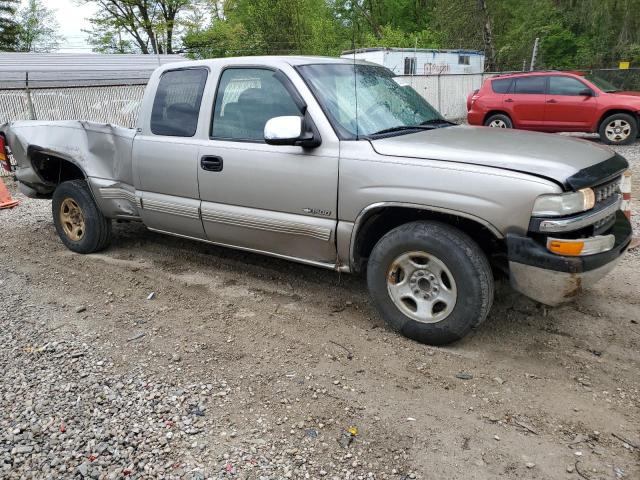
[467,71,640,145]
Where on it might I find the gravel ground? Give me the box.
[1,140,639,479]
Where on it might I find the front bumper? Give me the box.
[507,211,632,305]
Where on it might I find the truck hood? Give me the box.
[370,125,620,188]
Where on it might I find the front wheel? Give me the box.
[52,180,112,253]
[366,221,494,345]
[599,113,638,145]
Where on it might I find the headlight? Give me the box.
[532,188,595,217]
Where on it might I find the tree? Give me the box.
[142,0,640,69]
[0,0,20,51]
[82,0,195,54]
[16,0,64,52]
[184,0,351,58]
[85,25,137,54]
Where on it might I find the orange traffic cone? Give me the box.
[0,177,19,209]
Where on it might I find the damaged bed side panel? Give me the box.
[0,120,140,218]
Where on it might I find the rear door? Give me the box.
[544,75,598,130]
[504,76,547,129]
[196,66,339,265]
[133,67,208,239]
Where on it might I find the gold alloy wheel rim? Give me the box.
[59,198,85,241]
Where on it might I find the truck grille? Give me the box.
[593,177,621,204]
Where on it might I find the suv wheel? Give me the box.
[484,114,513,129]
[366,221,494,345]
[599,113,638,145]
[52,180,112,253]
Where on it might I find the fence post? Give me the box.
[25,72,36,120]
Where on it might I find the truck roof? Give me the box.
[155,55,376,73]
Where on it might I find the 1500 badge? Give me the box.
[303,208,332,217]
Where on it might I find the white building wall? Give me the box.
[341,50,485,75]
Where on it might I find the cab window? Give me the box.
[211,68,301,142]
[150,68,208,137]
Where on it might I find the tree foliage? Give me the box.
[92,0,640,70]
[16,0,63,53]
[82,0,195,54]
[0,0,20,51]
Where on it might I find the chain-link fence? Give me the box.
[0,74,147,177]
[0,76,147,128]
[590,68,640,91]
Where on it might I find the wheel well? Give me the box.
[352,207,505,273]
[483,110,511,124]
[30,151,85,188]
[597,109,640,130]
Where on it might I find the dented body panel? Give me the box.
[2,120,140,220]
[4,120,136,189]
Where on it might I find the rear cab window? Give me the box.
[150,68,208,137]
[513,76,547,94]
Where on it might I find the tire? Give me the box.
[52,179,112,254]
[484,113,513,129]
[599,113,638,145]
[366,221,494,345]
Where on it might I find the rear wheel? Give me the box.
[366,221,494,345]
[599,113,638,145]
[484,113,513,129]
[52,180,112,253]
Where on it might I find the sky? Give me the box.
[30,0,97,53]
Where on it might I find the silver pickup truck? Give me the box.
[0,56,633,344]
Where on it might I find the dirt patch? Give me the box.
[1,146,639,478]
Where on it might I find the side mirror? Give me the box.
[579,88,594,96]
[264,116,320,148]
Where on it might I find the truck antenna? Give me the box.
[352,22,359,140]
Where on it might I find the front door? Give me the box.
[134,67,209,239]
[544,75,598,131]
[197,67,339,265]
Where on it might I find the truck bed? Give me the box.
[1,120,136,196]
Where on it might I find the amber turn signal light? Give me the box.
[547,239,584,256]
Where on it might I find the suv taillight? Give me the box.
[0,136,10,172]
[467,89,480,110]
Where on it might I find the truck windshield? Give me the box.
[297,63,447,139]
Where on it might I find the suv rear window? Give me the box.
[513,76,546,94]
[491,78,512,93]
[151,68,208,137]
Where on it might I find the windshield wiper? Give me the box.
[370,125,436,136]
[420,119,457,126]
[370,119,457,137]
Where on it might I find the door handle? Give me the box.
[504,98,514,103]
[547,99,558,104]
[201,156,223,172]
